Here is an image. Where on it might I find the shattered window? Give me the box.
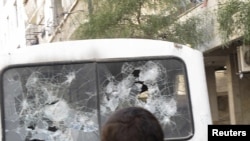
[2,58,193,140]
[98,58,193,139]
[2,63,99,141]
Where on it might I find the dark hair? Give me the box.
[101,107,164,141]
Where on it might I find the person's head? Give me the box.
[101,107,164,141]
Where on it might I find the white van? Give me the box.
[0,39,212,141]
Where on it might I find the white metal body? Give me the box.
[0,39,212,141]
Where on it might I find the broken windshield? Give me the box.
[1,58,193,141]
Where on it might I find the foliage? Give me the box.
[217,0,250,46]
[72,0,209,48]
[163,15,210,47]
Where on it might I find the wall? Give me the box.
[200,0,250,124]
[51,0,88,42]
[0,0,26,53]
[239,73,250,124]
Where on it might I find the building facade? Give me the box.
[0,0,26,52]
[0,0,87,50]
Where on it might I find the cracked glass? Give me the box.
[2,63,99,141]
[2,58,193,141]
[98,59,193,139]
